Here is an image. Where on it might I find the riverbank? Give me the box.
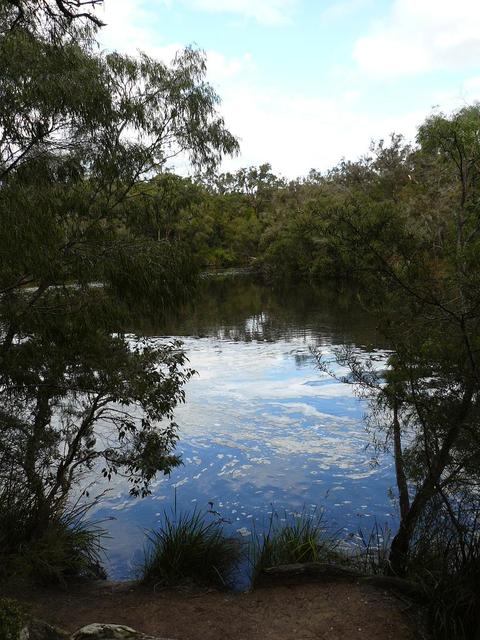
[5,579,417,640]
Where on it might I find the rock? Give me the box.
[258,562,362,586]
[20,619,69,640]
[71,625,142,640]
[70,624,175,640]
[258,561,426,602]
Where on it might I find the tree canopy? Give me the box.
[0,0,238,548]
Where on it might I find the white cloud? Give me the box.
[463,76,480,97]
[96,0,157,55]
[98,0,297,27]
[354,0,480,76]
[97,0,253,84]
[424,76,480,114]
[321,0,372,23]
[206,51,254,82]
[218,82,425,177]
[93,0,443,178]
[186,0,296,25]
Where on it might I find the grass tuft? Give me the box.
[140,508,240,589]
[348,520,393,575]
[249,508,341,586]
[20,506,106,585]
[0,490,107,585]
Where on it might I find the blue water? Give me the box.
[90,280,397,581]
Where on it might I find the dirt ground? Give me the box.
[5,579,418,640]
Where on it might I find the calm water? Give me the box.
[92,277,397,580]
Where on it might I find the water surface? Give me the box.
[94,278,396,580]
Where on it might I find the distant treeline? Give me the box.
[124,122,462,286]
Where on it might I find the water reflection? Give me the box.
[135,277,383,347]
[94,278,396,580]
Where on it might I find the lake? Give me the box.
[92,276,397,581]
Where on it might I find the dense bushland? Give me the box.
[1,2,480,637]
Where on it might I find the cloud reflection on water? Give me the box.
[92,326,395,580]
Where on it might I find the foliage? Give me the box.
[0,599,25,640]
[140,509,240,588]
[407,497,480,640]
[0,485,106,584]
[0,0,238,576]
[301,107,480,587]
[125,170,265,268]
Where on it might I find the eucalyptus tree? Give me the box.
[321,107,480,577]
[0,0,238,544]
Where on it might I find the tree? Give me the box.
[4,0,105,29]
[320,107,480,576]
[126,173,204,243]
[0,0,238,547]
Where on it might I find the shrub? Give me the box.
[424,553,480,640]
[140,509,240,588]
[0,489,106,585]
[17,511,106,585]
[0,599,26,640]
[407,498,480,640]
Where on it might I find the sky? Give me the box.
[96,0,480,178]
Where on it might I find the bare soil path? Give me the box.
[5,580,417,640]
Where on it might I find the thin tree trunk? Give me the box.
[24,386,53,538]
[388,383,474,576]
[392,396,410,521]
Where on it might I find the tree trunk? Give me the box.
[392,396,410,521]
[24,387,53,538]
[388,384,473,576]
[388,492,429,576]
[388,434,466,575]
